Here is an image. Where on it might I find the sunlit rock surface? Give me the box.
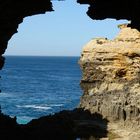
[79,26,140,128]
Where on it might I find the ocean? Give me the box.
[0,56,82,124]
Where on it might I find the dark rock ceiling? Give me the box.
[77,0,140,30]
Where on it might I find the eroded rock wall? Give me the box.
[79,26,140,127]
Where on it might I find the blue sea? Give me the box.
[0,56,82,124]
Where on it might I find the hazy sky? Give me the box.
[5,0,128,56]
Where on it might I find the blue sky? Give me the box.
[6,0,128,56]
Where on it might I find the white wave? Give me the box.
[48,104,63,107]
[16,105,52,110]
[0,92,13,97]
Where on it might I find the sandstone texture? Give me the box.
[79,26,140,128]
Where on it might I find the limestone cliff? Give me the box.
[79,26,140,128]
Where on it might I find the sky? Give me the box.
[5,0,128,56]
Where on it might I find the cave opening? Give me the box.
[0,0,128,124]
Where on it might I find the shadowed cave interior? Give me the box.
[0,0,140,139]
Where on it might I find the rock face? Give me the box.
[79,26,140,127]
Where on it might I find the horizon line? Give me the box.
[4,54,80,57]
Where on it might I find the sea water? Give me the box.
[0,56,82,124]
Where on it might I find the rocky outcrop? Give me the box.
[79,26,140,128]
